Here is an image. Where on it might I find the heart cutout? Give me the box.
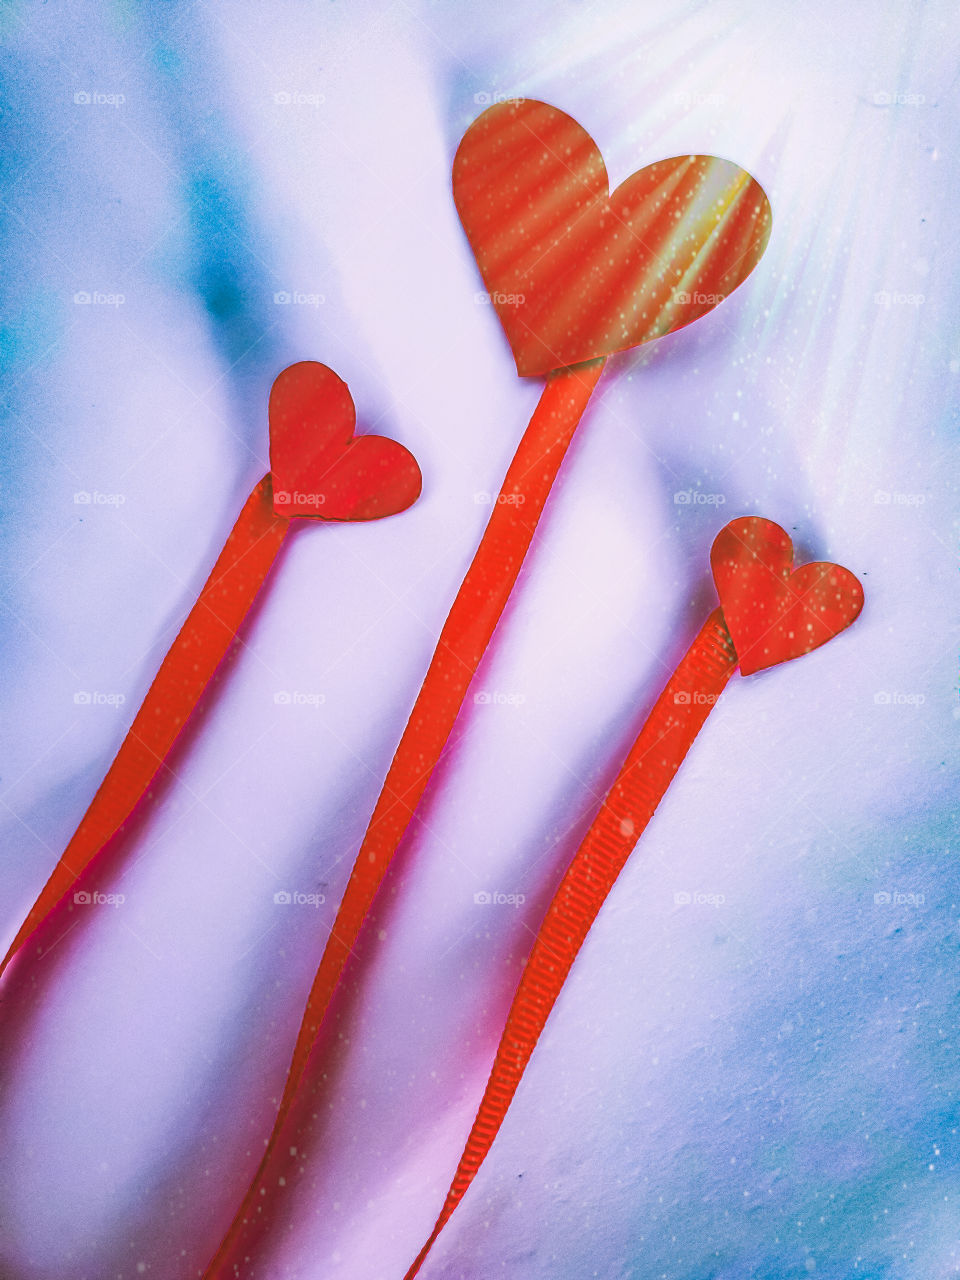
[711,517,863,675]
[453,99,772,377]
[268,362,422,520]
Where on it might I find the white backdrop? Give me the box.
[1,2,958,1277]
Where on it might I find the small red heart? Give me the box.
[453,99,772,377]
[268,362,422,520]
[711,517,863,675]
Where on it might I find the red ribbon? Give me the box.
[202,359,606,1274]
[0,477,289,979]
[402,516,863,1273]
[406,609,738,1276]
[1,361,421,982]
[203,100,775,1271]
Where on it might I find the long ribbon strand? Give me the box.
[406,608,738,1276]
[204,359,606,1274]
[0,476,290,979]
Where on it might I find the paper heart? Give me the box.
[711,517,863,675]
[453,99,772,377]
[268,362,422,520]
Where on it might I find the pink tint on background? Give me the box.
[0,3,957,1280]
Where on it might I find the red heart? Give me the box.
[453,99,772,377]
[268,362,422,520]
[711,517,863,675]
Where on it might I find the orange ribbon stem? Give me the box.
[406,607,738,1276]
[203,360,606,1274]
[0,476,290,981]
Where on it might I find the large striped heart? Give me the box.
[453,99,772,376]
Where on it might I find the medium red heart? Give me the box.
[268,362,422,520]
[711,517,863,675]
[453,99,772,377]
